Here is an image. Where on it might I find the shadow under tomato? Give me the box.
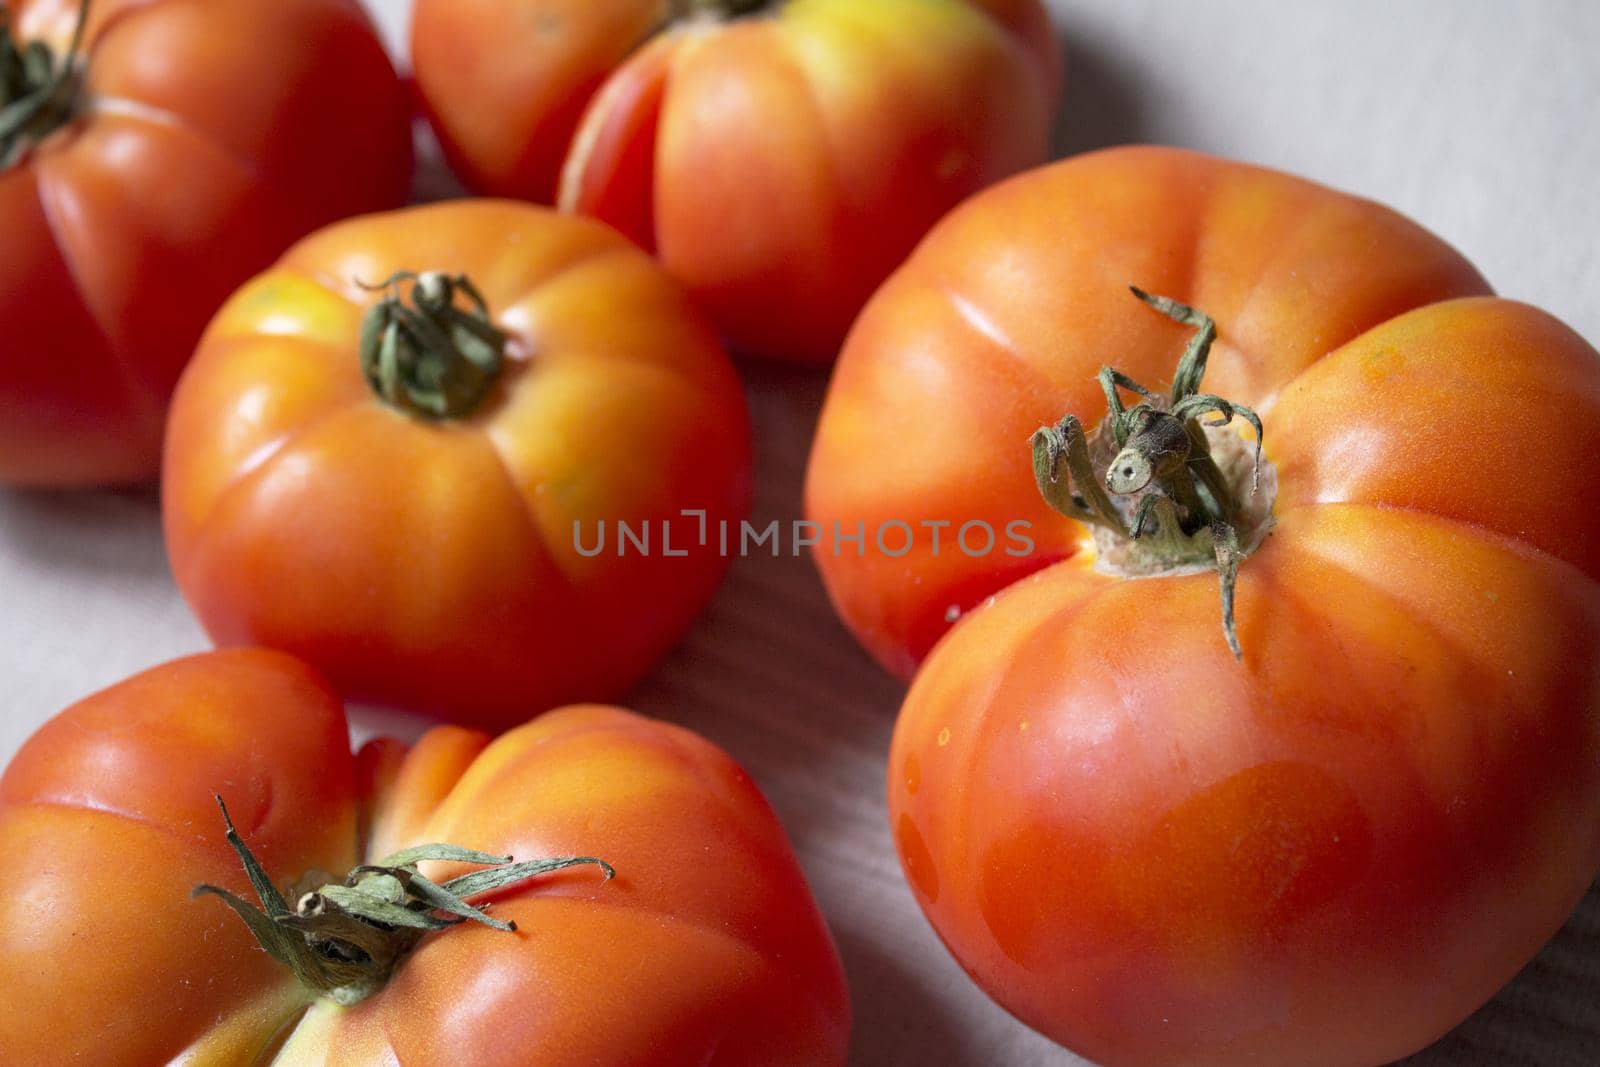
[1050,16,1150,160]
[1395,878,1600,1066]
[834,921,992,1066]
[0,485,170,579]
[345,701,441,751]
[624,356,907,839]
[410,122,471,205]
[622,357,905,748]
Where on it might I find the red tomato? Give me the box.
[0,649,849,1065]
[0,0,412,486]
[808,147,1600,1064]
[163,200,750,727]
[411,0,1061,363]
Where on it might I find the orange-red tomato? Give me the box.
[411,0,1061,363]
[807,147,1600,1065]
[163,201,750,727]
[0,649,849,1065]
[0,0,412,486]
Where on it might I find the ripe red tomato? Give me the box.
[0,649,849,1065]
[163,200,750,727]
[0,0,412,486]
[411,0,1061,363]
[807,146,1600,1064]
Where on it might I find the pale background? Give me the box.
[4,1,1598,1064]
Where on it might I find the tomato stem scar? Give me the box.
[194,794,614,1006]
[0,0,92,171]
[357,270,510,420]
[1030,287,1271,659]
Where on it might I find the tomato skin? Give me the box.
[412,0,1060,364]
[0,649,356,1066]
[0,0,412,486]
[806,146,1500,679]
[0,650,849,1066]
[162,200,751,727]
[892,507,1600,1065]
[807,147,1600,1064]
[411,0,662,204]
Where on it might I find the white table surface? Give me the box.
[4,2,1598,1063]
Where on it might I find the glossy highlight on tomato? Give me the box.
[807,146,1600,1065]
[0,649,849,1065]
[163,200,751,727]
[0,0,412,485]
[411,0,1061,363]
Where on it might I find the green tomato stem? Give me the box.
[194,795,614,1006]
[358,271,510,421]
[1030,287,1270,659]
[0,0,92,171]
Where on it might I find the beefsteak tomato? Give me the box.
[0,0,412,485]
[411,0,1061,363]
[807,146,1600,1065]
[0,649,849,1065]
[163,200,750,727]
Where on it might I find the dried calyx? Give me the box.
[0,0,91,170]
[1031,287,1271,659]
[194,796,614,1006]
[359,271,510,421]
